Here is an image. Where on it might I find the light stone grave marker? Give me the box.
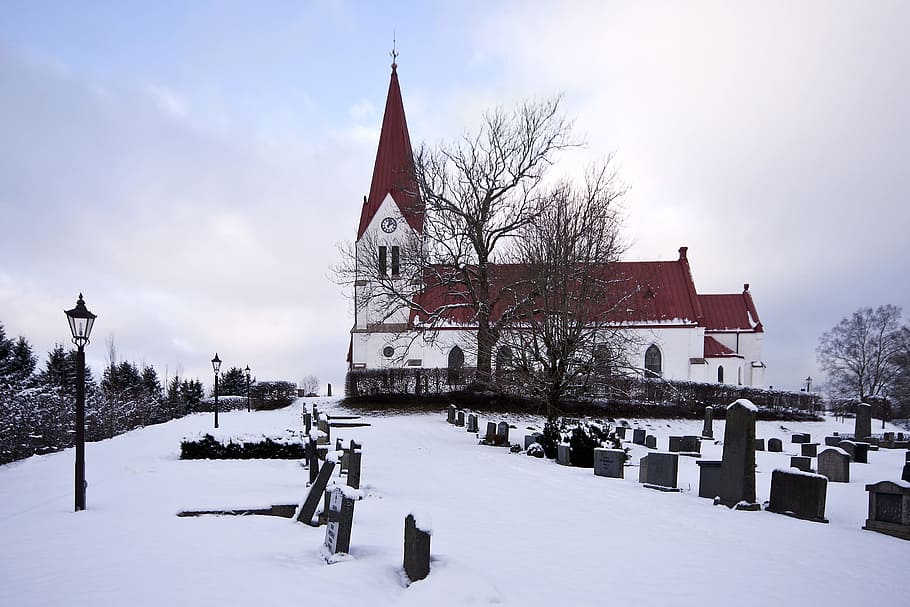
[818,447,850,483]
[593,448,624,478]
[324,486,355,555]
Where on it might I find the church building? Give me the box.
[348,62,766,387]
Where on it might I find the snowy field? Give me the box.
[1,397,907,607]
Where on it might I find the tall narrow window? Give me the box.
[378,246,387,276]
[717,365,724,383]
[644,345,662,378]
[391,246,400,276]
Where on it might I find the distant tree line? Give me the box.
[0,321,207,464]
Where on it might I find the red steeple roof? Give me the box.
[357,62,423,239]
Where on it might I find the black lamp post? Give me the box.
[211,353,221,428]
[244,365,251,412]
[64,293,96,512]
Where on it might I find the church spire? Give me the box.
[357,57,423,239]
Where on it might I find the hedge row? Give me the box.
[179,434,306,459]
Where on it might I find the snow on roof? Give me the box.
[728,399,757,412]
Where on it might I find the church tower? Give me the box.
[350,58,424,369]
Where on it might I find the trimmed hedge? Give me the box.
[179,434,306,459]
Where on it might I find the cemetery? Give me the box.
[1,396,908,606]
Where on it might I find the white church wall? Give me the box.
[625,325,704,381]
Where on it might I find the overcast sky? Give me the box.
[1,1,908,393]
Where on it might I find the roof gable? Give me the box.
[699,285,763,332]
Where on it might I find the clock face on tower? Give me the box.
[381,217,398,233]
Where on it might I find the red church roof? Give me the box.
[699,284,763,332]
[357,62,424,239]
[410,248,713,327]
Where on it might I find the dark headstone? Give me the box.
[317,416,330,445]
[754,438,765,451]
[327,383,332,397]
[768,438,783,453]
[791,433,811,444]
[853,442,870,464]
[702,406,714,439]
[632,429,646,445]
[855,403,872,440]
[308,438,319,484]
[403,514,431,583]
[557,444,571,466]
[696,460,722,499]
[324,487,355,555]
[639,452,679,491]
[297,459,337,526]
[818,447,850,483]
[767,469,828,523]
[455,411,465,427]
[838,440,857,461]
[615,426,627,440]
[719,400,758,508]
[304,412,312,434]
[497,421,510,445]
[681,435,701,454]
[824,436,842,447]
[524,433,543,450]
[801,443,818,458]
[347,443,362,490]
[863,481,910,540]
[790,456,812,472]
[466,414,478,434]
[446,405,456,424]
[645,435,657,449]
[902,462,910,483]
[593,448,624,478]
[668,436,683,452]
[484,422,497,443]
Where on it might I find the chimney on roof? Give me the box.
[678,246,688,260]
[743,283,750,293]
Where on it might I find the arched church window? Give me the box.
[717,365,724,383]
[447,346,465,385]
[644,345,662,378]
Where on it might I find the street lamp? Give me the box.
[64,293,96,512]
[211,353,221,428]
[805,376,812,393]
[244,365,251,413]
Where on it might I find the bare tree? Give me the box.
[817,305,905,403]
[336,97,577,384]
[496,161,633,416]
[300,374,320,397]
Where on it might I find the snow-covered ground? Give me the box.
[1,398,906,606]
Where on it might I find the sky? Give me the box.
[1,0,908,393]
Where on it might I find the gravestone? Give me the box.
[767,469,828,523]
[347,441,362,489]
[790,456,812,472]
[324,487,355,555]
[645,435,657,449]
[557,444,572,466]
[791,433,811,444]
[466,414,478,433]
[632,429,646,445]
[696,460,722,499]
[818,447,850,483]
[719,399,759,508]
[455,411,465,427]
[403,514,431,583]
[668,436,683,452]
[327,383,332,397]
[484,422,497,443]
[680,436,701,455]
[824,436,842,447]
[639,452,680,491]
[902,459,910,483]
[754,438,765,451]
[304,412,312,434]
[702,406,714,439]
[801,443,819,458]
[317,417,330,445]
[593,448,624,478]
[497,422,510,445]
[855,403,872,440]
[297,459,337,526]
[852,442,870,464]
[768,438,783,453]
[447,405,456,424]
[524,433,543,450]
[898,432,905,441]
[863,481,910,541]
[308,437,319,484]
[615,426,627,440]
